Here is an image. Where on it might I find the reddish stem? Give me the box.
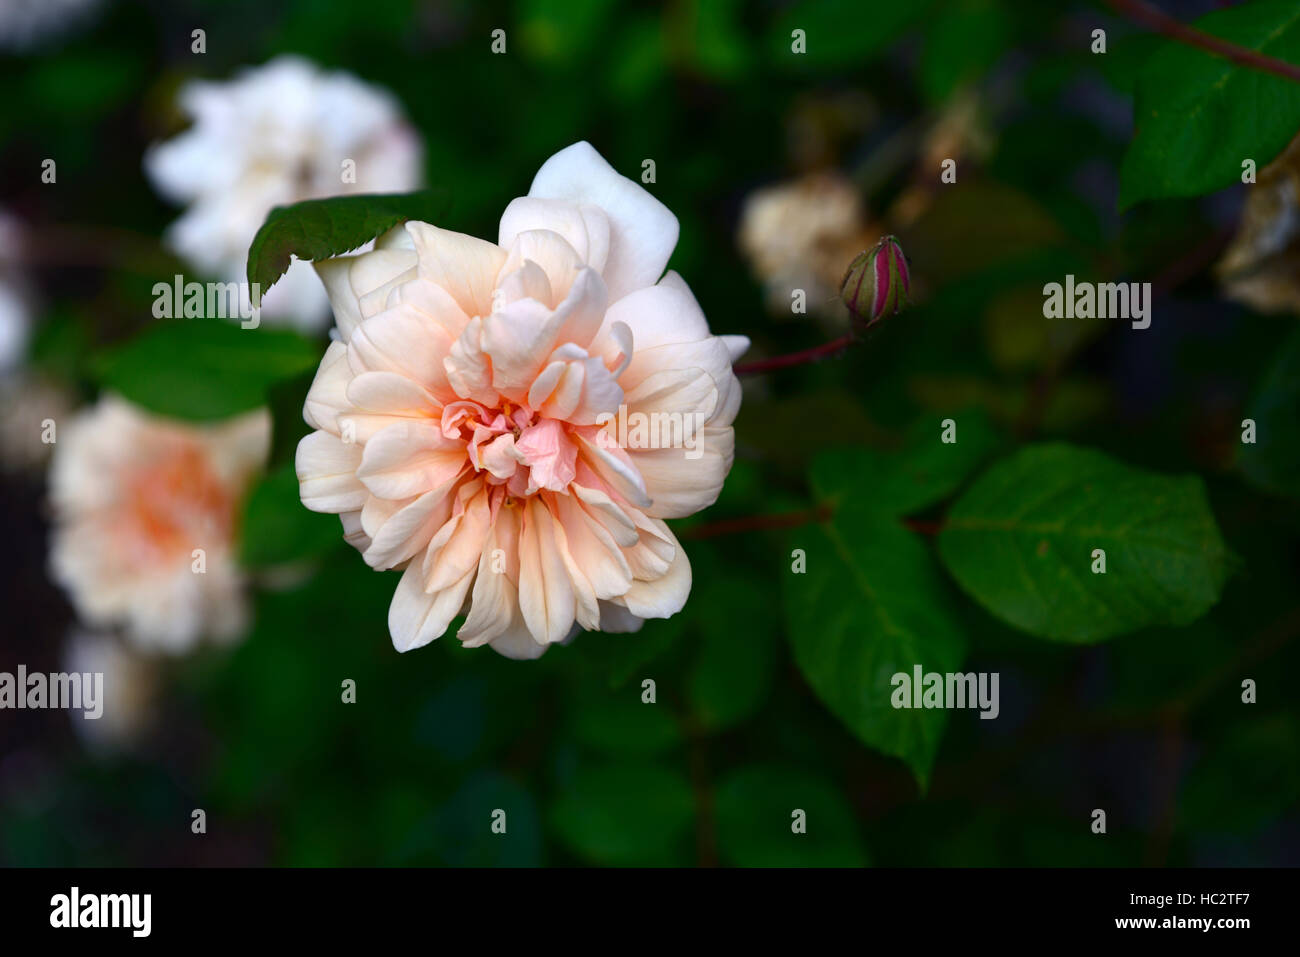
[902,517,945,537]
[733,332,855,376]
[1106,0,1300,84]
[680,505,832,539]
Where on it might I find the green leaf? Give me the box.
[94,321,320,421]
[1180,713,1300,835]
[937,444,1233,643]
[1238,328,1300,497]
[919,0,1011,102]
[518,0,618,64]
[715,765,867,867]
[1119,1,1300,208]
[28,306,91,383]
[684,0,752,81]
[812,411,1000,516]
[784,503,968,788]
[687,572,778,732]
[568,687,683,756]
[563,615,686,689]
[26,50,142,118]
[1097,32,1164,96]
[246,190,445,294]
[736,390,880,471]
[550,763,694,865]
[433,773,542,866]
[609,15,667,101]
[900,180,1067,285]
[768,0,936,69]
[239,464,343,568]
[414,677,490,764]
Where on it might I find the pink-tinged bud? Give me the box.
[840,235,910,326]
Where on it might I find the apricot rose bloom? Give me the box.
[296,142,748,659]
[49,397,271,652]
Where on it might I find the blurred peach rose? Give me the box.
[49,396,270,652]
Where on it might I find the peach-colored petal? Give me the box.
[356,420,466,500]
[363,482,459,570]
[480,266,607,397]
[595,272,711,353]
[360,493,405,542]
[405,221,507,319]
[487,620,550,659]
[534,352,624,425]
[496,257,554,308]
[550,509,601,631]
[604,320,634,378]
[571,483,639,547]
[526,359,568,411]
[303,341,352,435]
[621,509,676,581]
[312,259,362,340]
[621,336,743,428]
[315,230,419,340]
[345,370,440,417]
[339,509,370,552]
[444,316,498,405]
[458,502,523,647]
[354,250,420,320]
[388,557,474,652]
[514,418,577,493]
[422,480,493,591]
[552,493,633,600]
[720,334,750,363]
[518,497,576,644]
[392,275,472,338]
[297,430,366,512]
[498,196,610,275]
[526,141,677,302]
[572,427,651,509]
[630,425,735,519]
[622,367,719,423]
[474,431,523,480]
[500,229,585,304]
[347,301,458,399]
[597,599,645,633]
[621,524,691,619]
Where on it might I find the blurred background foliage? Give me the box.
[2,0,1299,866]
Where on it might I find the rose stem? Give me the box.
[1106,0,1300,84]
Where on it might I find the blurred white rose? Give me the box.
[0,374,73,472]
[0,211,32,376]
[145,55,424,332]
[0,0,103,52]
[49,396,270,653]
[737,172,877,324]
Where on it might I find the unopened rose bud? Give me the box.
[840,235,910,326]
